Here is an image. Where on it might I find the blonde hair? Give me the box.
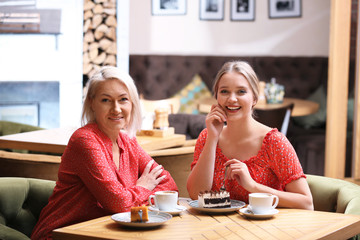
[82,66,142,138]
[213,61,259,103]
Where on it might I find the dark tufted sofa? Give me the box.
[129,54,348,176]
[0,177,55,240]
[129,55,328,100]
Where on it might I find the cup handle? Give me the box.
[148,195,156,208]
[272,195,279,209]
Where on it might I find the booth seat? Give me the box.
[307,175,360,215]
[0,121,43,154]
[0,177,55,240]
[307,174,360,240]
[0,121,42,137]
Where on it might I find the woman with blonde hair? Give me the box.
[187,61,313,210]
[32,66,177,239]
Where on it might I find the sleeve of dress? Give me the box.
[266,131,306,186]
[129,137,178,194]
[190,129,208,170]
[68,132,148,213]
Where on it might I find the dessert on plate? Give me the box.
[198,190,231,208]
[130,205,149,222]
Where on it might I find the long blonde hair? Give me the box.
[213,61,260,103]
[82,66,142,138]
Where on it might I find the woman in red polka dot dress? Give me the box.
[32,66,178,239]
[187,61,313,210]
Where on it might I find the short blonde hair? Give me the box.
[213,61,259,103]
[82,66,142,138]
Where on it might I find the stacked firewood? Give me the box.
[83,0,117,80]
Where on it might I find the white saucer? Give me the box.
[240,207,279,219]
[149,205,187,215]
[111,211,172,228]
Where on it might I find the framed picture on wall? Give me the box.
[152,0,187,16]
[231,0,255,21]
[199,0,224,21]
[268,0,301,19]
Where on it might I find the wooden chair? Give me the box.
[254,103,294,135]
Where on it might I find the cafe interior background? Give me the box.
[0,0,359,180]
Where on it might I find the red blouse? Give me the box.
[191,128,305,203]
[31,123,178,240]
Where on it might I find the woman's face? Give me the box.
[91,79,132,137]
[216,72,255,121]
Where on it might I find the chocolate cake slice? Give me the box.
[198,190,231,208]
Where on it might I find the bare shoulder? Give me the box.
[253,120,272,137]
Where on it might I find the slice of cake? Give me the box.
[198,190,231,208]
[130,205,149,222]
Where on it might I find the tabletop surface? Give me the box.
[52,198,360,240]
[198,97,320,117]
[0,127,186,154]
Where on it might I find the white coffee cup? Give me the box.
[148,191,178,211]
[248,193,279,214]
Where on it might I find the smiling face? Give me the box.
[91,78,132,139]
[216,72,256,121]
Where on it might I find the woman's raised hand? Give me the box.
[206,104,227,139]
[136,160,166,191]
[225,159,257,192]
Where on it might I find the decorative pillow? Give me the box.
[293,85,327,129]
[172,74,212,114]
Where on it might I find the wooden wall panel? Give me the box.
[325,0,352,178]
[352,0,360,179]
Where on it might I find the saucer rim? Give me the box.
[148,205,187,214]
[240,207,279,218]
[245,207,279,215]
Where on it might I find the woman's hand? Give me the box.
[225,159,256,192]
[206,104,227,139]
[136,160,166,191]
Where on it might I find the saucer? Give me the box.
[240,207,279,219]
[148,205,187,215]
[111,211,172,228]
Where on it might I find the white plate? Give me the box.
[240,207,279,219]
[188,200,245,213]
[148,205,187,215]
[111,211,172,228]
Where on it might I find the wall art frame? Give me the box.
[231,0,255,21]
[199,0,224,21]
[152,0,187,16]
[268,0,301,19]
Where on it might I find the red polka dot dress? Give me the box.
[31,123,178,240]
[191,128,305,203]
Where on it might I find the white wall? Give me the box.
[0,0,83,128]
[129,0,330,56]
[0,0,330,128]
